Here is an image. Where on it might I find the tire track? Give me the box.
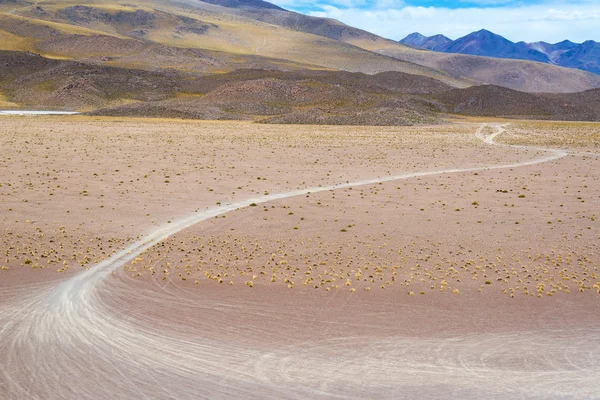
[40,123,570,294]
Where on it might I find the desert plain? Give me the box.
[0,116,599,399]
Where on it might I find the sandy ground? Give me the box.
[1,117,599,399]
[133,150,600,298]
[0,117,536,275]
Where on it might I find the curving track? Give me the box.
[1,124,598,399]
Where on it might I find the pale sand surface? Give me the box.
[0,117,539,275]
[135,152,600,298]
[1,117,599,399]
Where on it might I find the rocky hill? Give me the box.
[2,49,599,124]
[1,0,600,93]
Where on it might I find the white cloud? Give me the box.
[304,2,600,43]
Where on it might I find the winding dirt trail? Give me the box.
[2,124,597,399]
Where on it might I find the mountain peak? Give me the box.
[471,29,497,37]
[404,32,426,40]
[554,39,577,46]
[400,32,451,50]
[400,33,428,47]
[405,28,598,75]
[435,29,550,63]
[430,34,451,40]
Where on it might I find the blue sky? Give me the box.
[269,0,600,43]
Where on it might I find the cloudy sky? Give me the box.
[269,0,600,43]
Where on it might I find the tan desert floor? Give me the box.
[0,117,599,399]
[0,117,540,276]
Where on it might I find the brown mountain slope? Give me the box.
[196,0,389,43]
[3,49,599,124]
[0,12,325,73]
[90,77,445,126]
[87,68,600,123]
[433,85,600,120]
[0,50,201,109]
[88,67,452,125]
[92,78,600,123]
[0,50,448,122]
[367,44,600,94]
[182,0,600,93]
[0,1,463,86]
[2,0,600,94]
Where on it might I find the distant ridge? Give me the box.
[524,40,578,62]
[557,41,600,75]
[1,0,600,95]
[435,30,550,63]
[400,30,600,75]
[400,33,451,50]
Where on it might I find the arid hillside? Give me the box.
[0,0,456,83]
[434,85,600,121]
[0,51,198,109]
[92,81,600,124]
[89,68,452,125]
[1,0,600,93]
[374,46,600,93]
[2,50,600,124]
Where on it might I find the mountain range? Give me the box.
[1,0,600,123]
[401,30,600,75]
